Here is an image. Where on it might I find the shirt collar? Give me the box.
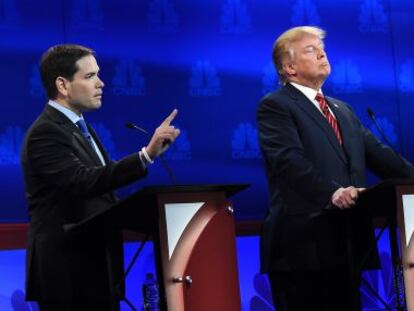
[48,100,84,124]
[289,82,323,102]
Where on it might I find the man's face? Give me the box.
[65,55,104,114]
[286,35,331,89]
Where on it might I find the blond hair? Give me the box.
[272,26,326,84]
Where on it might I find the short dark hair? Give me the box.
[40,44,95,99]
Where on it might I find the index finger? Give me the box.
[161,109,178,126]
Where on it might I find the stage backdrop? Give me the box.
[1,0,414,223]
[0,0,414,310]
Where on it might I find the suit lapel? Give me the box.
[44,105,104,166]
[88,125,110,164]
[285,84,347,164]
[72,131,103,166]
[43,104,116,203]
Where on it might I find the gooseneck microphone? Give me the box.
[367,107,409,173]
[125,122,177,185]
[125,122,149,135]
[367,108,396,148]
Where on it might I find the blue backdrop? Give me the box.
[1,0,414,222]
[0,0,414,310]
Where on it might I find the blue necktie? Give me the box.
[76,119,95,149]
[76,119,106,165]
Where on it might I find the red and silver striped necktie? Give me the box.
[315,93,342,145]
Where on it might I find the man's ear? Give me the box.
[283,61,296,77]
[55,77,69,97]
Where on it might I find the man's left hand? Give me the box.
[331,186,366,209]
[146,109,180,159]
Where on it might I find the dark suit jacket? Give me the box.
[257,83,414,273]
[21,105,147,302]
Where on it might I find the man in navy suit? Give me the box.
[257,26,414,311]
[21,44,180,311]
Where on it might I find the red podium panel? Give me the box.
[395,185,414,310]
[358,180,414,311]
[66,184,248,311]
[156,191,241,311]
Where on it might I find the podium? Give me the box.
[357,179,414,311]
[66,184,248,311]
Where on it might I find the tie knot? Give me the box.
[315,93,328,113]
[76,119,90,136]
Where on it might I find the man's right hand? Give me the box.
[145,109,180,160]
[331,186,365,209]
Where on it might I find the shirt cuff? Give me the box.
[139,148,154,168]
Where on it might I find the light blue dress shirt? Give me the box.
[48,100,106,165]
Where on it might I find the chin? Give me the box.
[93,101,102,110]
[84,102,102,111]
[321,69,331,78]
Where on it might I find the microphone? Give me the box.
[367,107,409,174]
[126,122,172,149]
[367,107,396,149]
[125,122,177,185]
[125,122,149,135]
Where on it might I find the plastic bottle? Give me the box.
[142,273,160,311]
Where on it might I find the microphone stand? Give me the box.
[126,122,177,185]
[366,108,407,310]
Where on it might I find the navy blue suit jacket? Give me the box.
[21,105,147,302]
[257,83,414,272]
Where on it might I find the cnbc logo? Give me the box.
[231,122,261,159]
[111,60,146,96]
[220,0,252,34]
[0,126,24,165]
[163,128,191,161]
[189,61,221,97]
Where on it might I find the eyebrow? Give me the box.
[304,42,325,50]
[84,69,100,78]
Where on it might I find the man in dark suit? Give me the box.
[21,44,180,311]
[257,26,414,311]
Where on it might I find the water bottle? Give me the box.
[142,273,160,311]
